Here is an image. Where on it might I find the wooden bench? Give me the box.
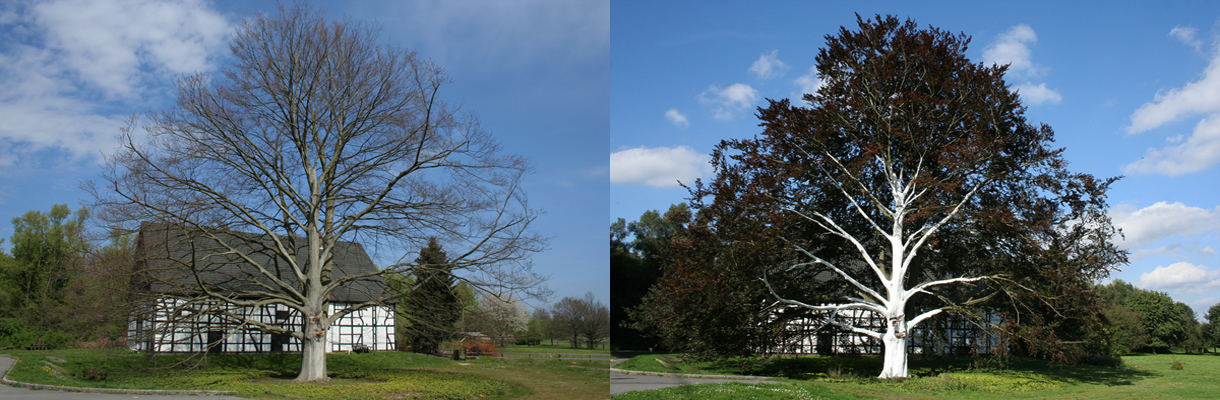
[25,343,51,350]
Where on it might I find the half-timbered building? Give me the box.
[768,307,1002,356]
[127,224,396,353]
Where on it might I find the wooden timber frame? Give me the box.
[768,307,1002,356]
[128,299,395,354]
[127,223,397,354]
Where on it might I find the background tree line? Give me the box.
[395,238,609,352]
[1097,280,1220,354]
[612,204,1220,361]
[0,202,607,354]
[0,204,133,349]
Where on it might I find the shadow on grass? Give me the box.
[708,355,887,379]
[699,354,1156,387]
[1030,362,1155,386]
[708,355,975,379]
[966,356,1157,386]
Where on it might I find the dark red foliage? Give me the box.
[463,341,499,358]
[634,15,1127,364]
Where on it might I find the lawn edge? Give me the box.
[0,355,239,396]
[609,367,777,381]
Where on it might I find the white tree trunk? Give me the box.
[764,153,993,379]
[879,332,909,378]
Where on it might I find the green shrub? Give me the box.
[0,319,78,349]
[0,318,37,348]
[38,330,76,349]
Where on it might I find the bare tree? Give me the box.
[576,293,610,349]
[88,4,544,382]
[551,293,609,349]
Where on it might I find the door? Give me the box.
[207,331,224,354]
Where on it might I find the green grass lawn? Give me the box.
[613,352,1220,399]
[498,343,612,356]
[2,349,609,400]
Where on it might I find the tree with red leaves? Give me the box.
[695,15,1124,378]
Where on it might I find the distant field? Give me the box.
[613,352,1220,399]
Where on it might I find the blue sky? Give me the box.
[0,0,608,308]
[612,1,1220,318]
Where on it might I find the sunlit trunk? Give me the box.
[879,330,909,379]
[297,319,329,381]
[879,224,910,379]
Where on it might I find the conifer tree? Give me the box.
[403,238,461,354]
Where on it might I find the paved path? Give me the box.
[0,357,248,400]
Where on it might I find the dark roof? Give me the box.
[136,223,390,303]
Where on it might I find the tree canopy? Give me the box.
[3,204,87,316]
[0,205,133,349]
[1098,280,1190,352]
[638,15,1125,377]
[610,204,689,350]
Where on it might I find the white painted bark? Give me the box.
[879,331,908,378]
[766,151,993,379]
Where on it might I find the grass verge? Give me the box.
[613,382,870,400]
[497,343,611,355]
[614,352,1220,399]
[3,349,609,400]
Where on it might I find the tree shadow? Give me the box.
[952,356,1157,387]
[704,354,1157,386]
[711,355,885,379]
[1018,362,1156,386]
[204,353,301,378]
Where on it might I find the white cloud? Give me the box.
[1124,31,1220,175]
[791,65,823,104]
[0,0,230,165]
[609,146,710,187]
[983,24,1060,109]
[1138,262,1220,293]
[698,83,759,120]
[1170,26,1204,52]
[1110,201,1220,250]
[1124,116,1220,176]
[665,109,689,129]
[982,24,1044,78]
[30,0,229,97]
[749,49,788,80]
[1128,53,1220,134]
[1132,241,1219,261]
[1014,83,1062,105]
